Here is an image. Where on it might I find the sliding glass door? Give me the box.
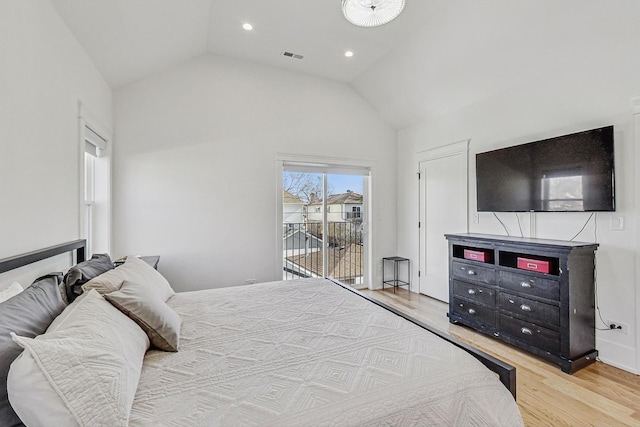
[281,164,368,288]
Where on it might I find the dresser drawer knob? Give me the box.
[520,304,532,312]
[468,289,476,295]
[520,282,532,288]
[521,327,533,335]
[468,308,476,315]
[467,270,476,276]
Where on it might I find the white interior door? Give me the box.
[418,142,468,302]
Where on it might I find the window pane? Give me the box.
[326,174,364,286]
[282,169,367,287]
[283,171,323,280]
[84,152,95,202]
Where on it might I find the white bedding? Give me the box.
[130,278,523,426]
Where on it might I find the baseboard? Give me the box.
[596,336,638,374]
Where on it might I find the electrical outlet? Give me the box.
[608,320,629,334]
[473,213,480,224]
[245,279,256,284]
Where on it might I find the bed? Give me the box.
[0,241,523,426]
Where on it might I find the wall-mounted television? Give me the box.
[476,126,615,212]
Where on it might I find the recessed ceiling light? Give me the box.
[345,51,354,58]
[242,23,253,31]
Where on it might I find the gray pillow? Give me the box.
[63,253,114,303]
[0,274,66,427]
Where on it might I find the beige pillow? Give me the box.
[105,281,181,352]
[83,255,175,302]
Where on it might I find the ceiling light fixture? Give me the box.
[342,0,405,28]
[345,51,354,57]
[242,23,253,31]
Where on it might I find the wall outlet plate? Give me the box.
[608,320,629,334]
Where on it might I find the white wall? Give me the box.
[0,1,112,285]
[112,54,396,292]
[354,1,640,373]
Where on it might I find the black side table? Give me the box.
[382,257,410,293]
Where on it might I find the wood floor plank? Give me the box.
[360,288,640,427]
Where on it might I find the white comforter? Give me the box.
[129,278,523,426]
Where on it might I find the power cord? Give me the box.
[492,212,510,236]
[587,213,611,331]
[569,212,595,241]
[515,213,524,237]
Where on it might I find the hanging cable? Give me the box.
[581,212,609,330]
[515,213,524,237]
[569,212,595,241]
[493,212,510,236]
[594,244,610,330]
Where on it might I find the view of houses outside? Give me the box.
[283,172,364,285]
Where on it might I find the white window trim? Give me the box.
[78,101,112,257]
[275,153,375,287]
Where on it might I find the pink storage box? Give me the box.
[517,257,550,273]
[464,249,489,262]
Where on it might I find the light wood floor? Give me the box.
[360,288,640,427]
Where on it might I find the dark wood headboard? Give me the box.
[0,240,86,275]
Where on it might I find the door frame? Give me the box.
[275,153,374,288]
[417,140,469,298]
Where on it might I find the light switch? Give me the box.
[611,215,625,231]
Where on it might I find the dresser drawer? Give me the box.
[452,297,497,327]
[499,314,560,354]
[452,261,496,286]
[499,270,559,301]
[453,280,496,307]
[498,292,560,328]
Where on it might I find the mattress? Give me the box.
[129,278,523,426]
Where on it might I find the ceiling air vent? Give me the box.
[282,51,304,60]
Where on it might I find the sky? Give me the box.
[328,174,364,195]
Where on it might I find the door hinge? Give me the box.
[418,270,421,277]
[418,221,421,228]
[417,172,421,180]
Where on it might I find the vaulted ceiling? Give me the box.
[50,0,640,130]
[50,0,431,88]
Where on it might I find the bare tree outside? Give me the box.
[283,171,334,202]
[283,170,364,285]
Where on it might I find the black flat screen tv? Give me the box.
[476,126,615,212]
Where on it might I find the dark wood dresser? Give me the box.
[445,233,598,373]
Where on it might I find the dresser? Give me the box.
[445,233,598,373]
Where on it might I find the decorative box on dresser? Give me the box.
[445,233,598,374]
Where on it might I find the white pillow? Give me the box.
[45,290,91,333]
[8,352,77,426]
[82,255,175,302]
[8,290,149,427]
[0,282,23,303]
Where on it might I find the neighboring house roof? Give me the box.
[283,228,322,245]
[283,190,304,204]
[286,243,363,280]
[309,191,363,205]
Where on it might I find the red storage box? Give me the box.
[464,249,489,262]
[517,257,550,273]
